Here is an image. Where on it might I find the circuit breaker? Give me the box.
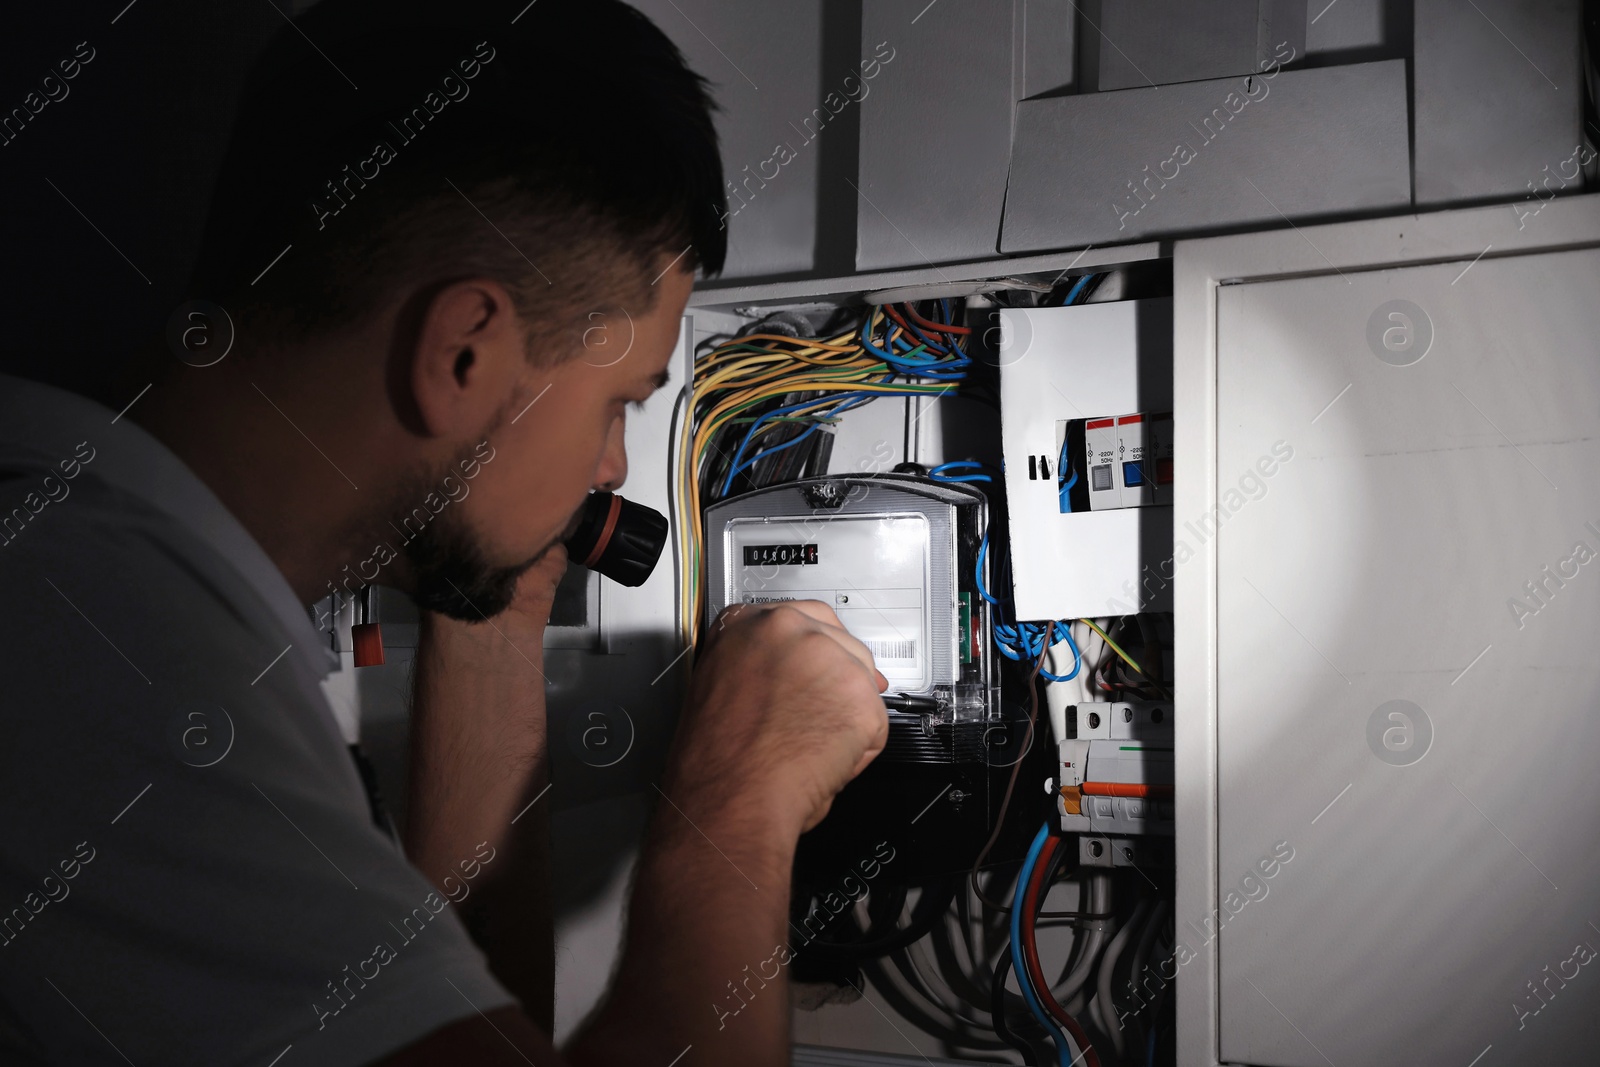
[1059,411,1174,512]
[1051,700,1174,840]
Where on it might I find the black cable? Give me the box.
[796,877,957,962]
[990,938,1058,1067]
[1120,895,1167,1050]
[968,641,1049,911]
[886,941,1011,1043]
[926,892,1001,1016]
[856,954,1010,1053]
[1143,913,1177,1032]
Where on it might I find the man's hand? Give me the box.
[501,543,570,632]
[422,544,568,666]
[567,601,888,1067]
[667,600,890,838]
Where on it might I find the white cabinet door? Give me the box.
[1176,195,1600,1067]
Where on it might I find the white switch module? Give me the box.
[999,300,1173,620]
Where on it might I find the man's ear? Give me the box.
[410,278,524,438]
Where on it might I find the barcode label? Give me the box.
[866,639,916,660]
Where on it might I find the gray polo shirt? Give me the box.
[0,376,515,1066]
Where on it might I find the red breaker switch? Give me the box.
[351,585,384,667]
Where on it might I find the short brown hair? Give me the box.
[189,0,727,362]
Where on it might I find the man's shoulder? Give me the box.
[0,466,345,781]
[0,467,308,667]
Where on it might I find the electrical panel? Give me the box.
[557,251,1188,1064]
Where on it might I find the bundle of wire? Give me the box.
[928,455,1085,682]
[974,530,1082,683]
[1012,823,1102,1067]
[672,301,973,645]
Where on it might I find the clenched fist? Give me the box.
[663,601,890,838]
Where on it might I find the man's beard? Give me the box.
[404,509,545,622]
[385,434,550,622]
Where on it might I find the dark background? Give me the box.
[0,2,303,406]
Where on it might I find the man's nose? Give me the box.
[593,415,628,492]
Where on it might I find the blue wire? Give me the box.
[981,533,1079,678]
[893,321,948,356]
[1040,622,1081,682]
[931,461,993,483]
[870,339,967,378]
[1058,472,1078,512]
[720,354,974,497]
[720,388,886,495]
[1011,823,1074,1067]
[882,331,968,376]
[1057,428,1077,512]
[890,307,953,356]
[862,322,959,372]
[732,421,825,479]
[710,306,978,509]
[720,397,844,496]
[994,621,1080,682]
[895,309,974,369]
[976,532,1000,605]
[930,461,993,483]
[1063,274,1093,305]
[888,334,955,368]
[891,332,942,358]
[721,396,850,495]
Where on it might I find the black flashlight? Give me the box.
[562,492,669,587]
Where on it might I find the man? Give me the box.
[0,2,888,1065]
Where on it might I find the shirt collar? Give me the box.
[0,374,340,681]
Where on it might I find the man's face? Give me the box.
[405,266,693,620]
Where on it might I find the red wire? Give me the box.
[882,304,922,338]
[1022,834,1102,1067]
[884,302,975,347]
[905,302,972,336]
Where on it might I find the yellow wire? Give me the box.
[1082,619,1143,676]
[684,314,881,629]
[676,306,954,646]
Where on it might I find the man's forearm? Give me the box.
[407,609,554,1028]
[407,610,547,871]
[566,798,798,1067]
